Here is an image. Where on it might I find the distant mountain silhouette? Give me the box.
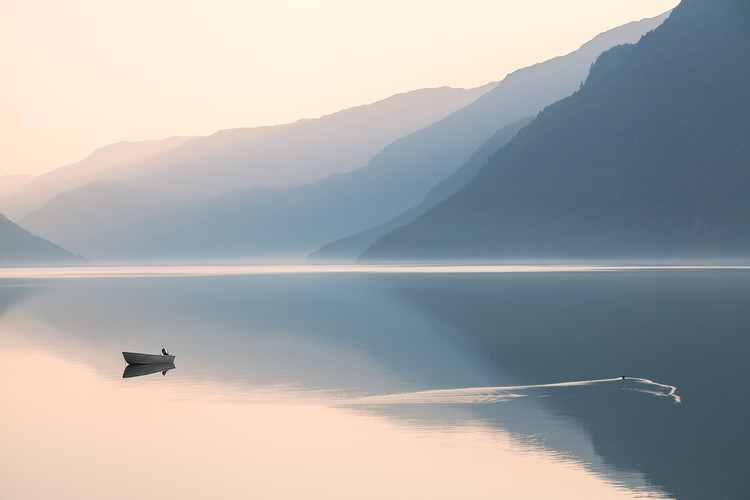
[309,117,534,260]
[19,181,178,258]
[13,13,668,261]
[112,13,667,260]
[1,86,489,222]
[0,214,80,266]
[306,13,668,261]
[362,0,750,261]
[123,86,495,199]
[0,136,194,220]
[0,175,35,197]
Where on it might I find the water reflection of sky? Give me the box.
[1,349,667,500]
[4,265,747,498]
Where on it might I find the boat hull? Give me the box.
[122,351,176,365]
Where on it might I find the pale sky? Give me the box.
[0,0,678,177]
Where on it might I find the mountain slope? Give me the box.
[0,214,80,266]
[115,13,669,260]
[309,116,534,260]
[362,0,750,261]
[0,175,35,197]
[15,12,669,261]
[1,86,491,222]
[19,181,176,258]
[308,12,669,261]
[123,86,495,199]
[0,136,194,220]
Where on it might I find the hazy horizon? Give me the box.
[1,0,677,177]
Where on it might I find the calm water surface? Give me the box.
[1,265,748,499]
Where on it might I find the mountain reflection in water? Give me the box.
[1,266,748,499]
[389,270,750,500]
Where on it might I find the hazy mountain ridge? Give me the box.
[307,12,669,261]
[10,12,669,261]
[309,116,534,260]
[19,181,176,257]
[112,13,669,261]
[0,213,80,266]
[124,85,496,199]
[0,136,195,220]
[362,0,750,261]
[1,86,489,222]
[0,175,36,197]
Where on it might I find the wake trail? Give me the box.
[347,376,681,405]
[626,377,681,404]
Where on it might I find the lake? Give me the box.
[1,265,748,499]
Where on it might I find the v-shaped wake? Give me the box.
[348,376,680,405]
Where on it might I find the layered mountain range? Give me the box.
[309,116,534,260]
[362,0,749,261]
[0,214,80,266]
[2,86,491,221]
[3,12,667,262]
[0,175,35,197]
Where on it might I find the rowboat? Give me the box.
[122,351,175,365]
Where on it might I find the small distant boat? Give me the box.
[123,351,175,365]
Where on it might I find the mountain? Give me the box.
[14,13,669,261]
[107,13,668,261]
[19,181,175,258]
[0,136,195,220]
[1,86,491,222]
[309,116,534,260]
[0,214,80,266]
[0,175,35,197]
[362,0,750,261]
[307,12,669,261]
[122,86,495,199]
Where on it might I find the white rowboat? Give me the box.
[123,351,175,365]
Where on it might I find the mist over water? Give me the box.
[1,265,748,499]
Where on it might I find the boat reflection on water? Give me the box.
[122,362,176,379]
